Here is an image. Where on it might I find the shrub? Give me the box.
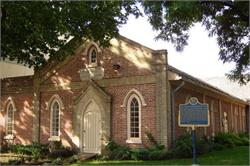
[105,140,119,151]
[68,155,79,164]
[51,157,63,165]
[148,149,169,160]
[8,159,22,165]
[197,136,214,154]
[0,144,10,153]
[105,140,131,160]
[238,132,249,146]
[214,132,244,147]
[212,143,225,151]
[105,133,169,160]
[173,134,192,158]
[131,148,149,160]
[10,142,49,159]
[112,146,131,160]
[49,147,75,158]
[146,132,165,150]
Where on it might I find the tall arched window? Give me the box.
[6,103,14,136]
[51,100,60,137]
[89,47,97,66]
[126,95,142,143]
[130,97,139,138]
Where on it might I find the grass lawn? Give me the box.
[70,146,249,165]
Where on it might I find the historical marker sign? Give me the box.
[179,97,210,127]
[178,97,210,165]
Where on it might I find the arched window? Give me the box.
[6,103,14,136]
[126,95,142,143]
[50,100,60,138]
[89,47,97,66]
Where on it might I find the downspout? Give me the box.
[171,81,185,147]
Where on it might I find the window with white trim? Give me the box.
[6,103,14,136]
[89,47,97,66]
[51,100,60,137]
[127,94,141,143]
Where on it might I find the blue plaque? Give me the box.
[179,97,210,127]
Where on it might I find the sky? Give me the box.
[119,14,235,80]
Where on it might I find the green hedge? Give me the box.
[10,142,49,159]
[105,132,249,160]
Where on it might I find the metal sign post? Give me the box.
[179,97,210,165]
[191,125,196,165]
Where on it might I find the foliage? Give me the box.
[238,132,250,146]
[51,157,63,165]
[75,146,249,165]
[141,1,249,84]
[0,144,10,153]
[105,134,170,160]
[10,142,49,159]
[1,1,141,69]
[130,148,149,160]
[68,155,79,164]
[172,134,192,158]
[196,136,214,154]
[214,132,244,147]
[173,132,249,158]
[2,1,249,84]
[48,141,75,158]
[8,159,22,165]
[145,132,165,150]
[105,140,131,160]
[49,147,75,158]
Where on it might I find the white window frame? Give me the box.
[49,99,61,141]
[88,47,98,67]
[6,102,15,138]
[126,94,142,144]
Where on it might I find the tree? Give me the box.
[1,1,140,69]
[1,1,249,84]
[141,1,249,84]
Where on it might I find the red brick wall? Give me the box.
[0,93,34,145]
[43,48,153,85]
[173,85,247,141]
[105,83,156,148]
[39,89,82,148]
[39,43,157,148]
[2,76,33,89]
[38,83,157,148]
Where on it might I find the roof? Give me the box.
[168,65,248,105]
[204,77,250,101]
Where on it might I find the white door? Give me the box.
[83,103,101,153]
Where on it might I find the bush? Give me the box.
[212,143,225,151]
[197,136,214,154]
[49,147,75,158]
[148,149,169,160]
[214,132,244,147]
[105,134,169,160]
[146,132,165,150]
[238,132,249,145]
[105,140,131,160]
[0,144,10,153]
[131,148,149,160]
[51,157,63,165]
[173,134,192,158]
[68,155,79,164]
[8,159,22,165]
[10,142,49,159]
[112,146,131,160]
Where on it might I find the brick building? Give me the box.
[0,36,249,153]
